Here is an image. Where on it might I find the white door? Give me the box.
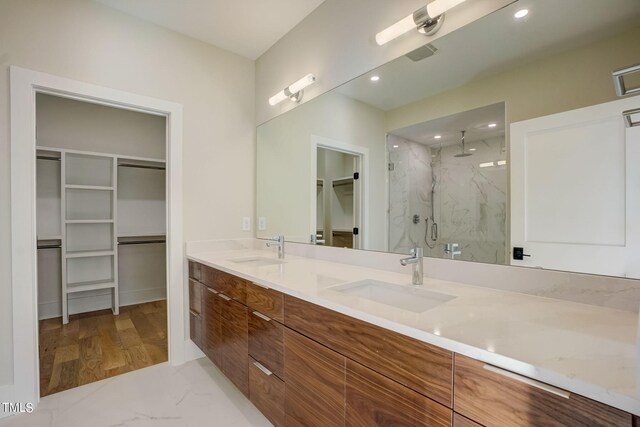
[510,97,640,278]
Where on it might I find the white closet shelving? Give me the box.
[38,146,166,324]
[62,151,118,323]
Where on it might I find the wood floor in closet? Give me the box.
[39,300,168,397]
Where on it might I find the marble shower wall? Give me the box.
[388,134,507,264]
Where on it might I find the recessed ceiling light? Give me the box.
[488,123,497,128]
[514,9,529,19]
[370,75,380,82]
[434,135,442,139]
[392,144,399,148]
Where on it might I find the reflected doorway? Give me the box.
[315,147,362,249]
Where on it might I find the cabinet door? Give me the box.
[204,287,223,368]
[248,310,284,379]
[249,356,285,427]
[346,359,451,427]
[454,355,632,427]
[284,327,346,427]
[220,295,249,397]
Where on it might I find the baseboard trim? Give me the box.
[183,339,205,363]
[38,287,167,320]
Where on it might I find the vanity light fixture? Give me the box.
[479,162,495,168]
[269,74,316,106]
[434,135,442,139]
[370,75,381,82]
[514,9,529,19]
[375,0,468,46]
[469,148,477,152]
[392,144,400,148]
[497,160,507,166]
[488,123,497,128]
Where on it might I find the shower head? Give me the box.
[454,130,472,157]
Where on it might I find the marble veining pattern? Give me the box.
[0,359,271,427]
[388,134,507,264]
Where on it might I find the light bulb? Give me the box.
[288,74,316,94]
[375,13,416,46]
[427,0,467,18]
[269,91,288,106]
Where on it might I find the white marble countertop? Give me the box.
[187,246,640,415]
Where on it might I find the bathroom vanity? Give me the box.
[187,244,639,426]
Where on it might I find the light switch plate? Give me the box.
[242,217,251,231]
[258,217,267,231]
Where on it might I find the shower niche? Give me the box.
[387,103,507,264]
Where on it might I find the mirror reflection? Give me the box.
[257,0,640,279]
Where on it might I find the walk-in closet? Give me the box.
[35,94,168,396]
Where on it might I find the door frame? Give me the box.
[9,66,185,409]
[310,135,369,249]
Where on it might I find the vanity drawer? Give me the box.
[248,309,284,379]
[284,295,453,408]
[249,356,285,427]
[247,282,284,322]
[453,413,482,427]
[454,355,632,427]
[200,265,247,304]
[188,261,201,281]
[346,359,452,427]
[188,279,203,315]
[189,310,203,350]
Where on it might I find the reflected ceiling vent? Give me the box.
[405,43,438,62]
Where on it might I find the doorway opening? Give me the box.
[315,146,363,249]
[36,93,169,396]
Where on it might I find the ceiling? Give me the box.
[390,102,506,147]
[95,0,325,60]
[337,0,640,111]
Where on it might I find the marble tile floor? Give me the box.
[0,357,272,427]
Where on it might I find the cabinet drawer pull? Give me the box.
[206,287,218,294]
[189,309,200,317]
[483,364,571,399]
[253,361,273,376]
[218,293,232,301]
[252,281,270,290]
[252,311,272,322]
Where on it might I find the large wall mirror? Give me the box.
[257,0,640,279]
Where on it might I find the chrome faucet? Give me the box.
[266,235,285,259]
[400,247,423,286]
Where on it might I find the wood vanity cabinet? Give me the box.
[345,359,452,427]
[187,262,636,427]
[249,356,286,427]
[284,327,346,426]
[188,278,204,350]
[284,294,453,408]
[454,355,632,427]
[219,294,249,396]
[246,282,286,425]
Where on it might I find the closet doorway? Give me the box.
[36,94,168,396]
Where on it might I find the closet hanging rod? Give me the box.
[117,163,166,171]
[118,239,166,246]
[37,245,62,250]
[36,155,61,161]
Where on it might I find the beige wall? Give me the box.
[0,0,255,386]
[255,0,513,125]
[257,91,387,250]
[386,26,640,131]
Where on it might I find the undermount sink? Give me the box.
[228,256,286,267]
[331,280,455,313]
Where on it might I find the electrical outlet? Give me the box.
[258,217,267,231]
[242,217,251,231]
